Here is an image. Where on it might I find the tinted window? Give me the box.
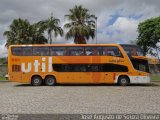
[131,58,149,72]
[121,45,144,56]
[12,47,22,56]
[33,47,49,56]
[97,47,103,55]
[50,47,66,56]
[85,47,97,56]
[12,65,21,72]
[53,64,128,72]
[103,46,122,57]
[137,47,144,56]
[23,47,32,56]
[122,46,137,56]
[101,64,128,72]
[68,47,84,56]
[87,65,100,71]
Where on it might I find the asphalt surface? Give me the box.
[0,81,160,114]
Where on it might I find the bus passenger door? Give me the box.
[22,72,31,83]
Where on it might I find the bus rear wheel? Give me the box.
[118,76,130,86]
[45,76,56,86]
[31,76,42,86]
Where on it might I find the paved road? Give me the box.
[0,81,160,114]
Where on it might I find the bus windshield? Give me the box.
[131,58,149,73]
[120,44,144,56]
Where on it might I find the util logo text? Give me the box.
[21,57,52,72]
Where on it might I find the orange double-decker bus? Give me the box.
[8,44,150,86]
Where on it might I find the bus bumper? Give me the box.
[129,76,150,84]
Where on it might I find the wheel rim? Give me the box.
[34,78,40,84]
[120,78,128,85]
[48,79,53,84]
[46,77,55,85]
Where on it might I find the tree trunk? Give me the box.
[74,35,86,44]
[49,33,52,44]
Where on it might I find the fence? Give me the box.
[0,64,8,77]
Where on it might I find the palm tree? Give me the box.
[30,23,47,44]
[38,15,63,44]
[4,18,30,47]
[4,18,47,47]
[64,5,97,44]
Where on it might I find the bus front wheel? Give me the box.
[31,76,43,86]
[118,76,130,86]
[45,76,56,86]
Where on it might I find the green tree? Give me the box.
[64,5,97,44]
[4,18,47,47]
[30,23,47,44]
[38,15,63,44]
[137,16,160,55]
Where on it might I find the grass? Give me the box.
[0,76,6,80]
[151,74,160,81]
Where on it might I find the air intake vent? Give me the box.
[12,65,21,72]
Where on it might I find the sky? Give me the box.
[0,0,160,57]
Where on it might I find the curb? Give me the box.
[0,80,9,82]
[151,81,160,82]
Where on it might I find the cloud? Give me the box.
[0,0,160,54]
[0,43,7,58]
[109,17,139,43]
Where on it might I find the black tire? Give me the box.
[45,76,56,86]
[118,76,129,86]
[31,76,42,86]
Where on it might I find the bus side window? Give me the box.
[103,47,109,55]
[50,47,66,56]
[107,47,115,56]
[103,46,122,57]
[97,47,103,55]
[85,47,97,56]
[112,47,123,57]
[41,47,49,56]
[68,47,84,56]
[23,47,32,56]
[33,47,49,56]
[33,47,41,56]
[85,47,94,56]
[12,47,22,56]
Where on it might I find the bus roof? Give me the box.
[9,44,122,47]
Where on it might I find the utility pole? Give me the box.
[49,12,53,44]
[95,17,98,44]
